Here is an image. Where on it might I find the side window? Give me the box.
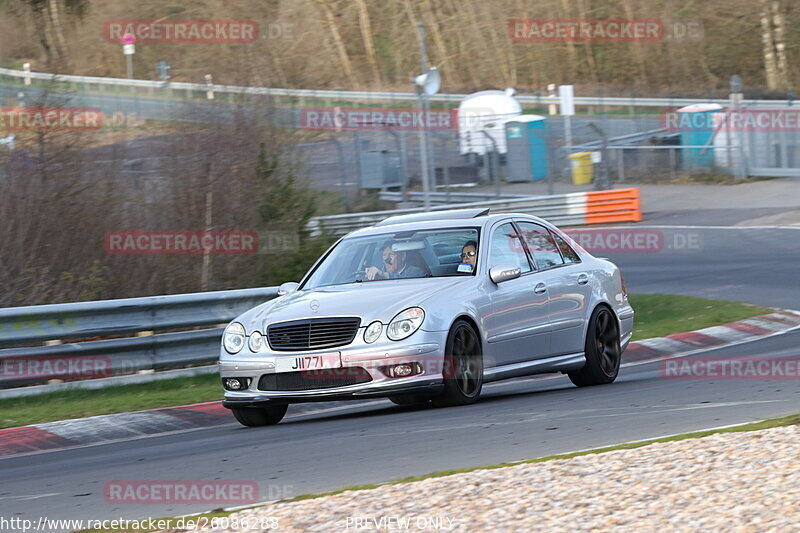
[489,223,532,273]
[517,222,564,269]
[552,232,581,264]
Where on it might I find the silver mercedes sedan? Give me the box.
[219,208,634,426]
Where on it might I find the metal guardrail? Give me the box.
[0,287,279,389]
[1,67,794,109]
[309,188,642,237]
[378,191,528,204]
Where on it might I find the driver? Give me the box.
[365,242,426,280]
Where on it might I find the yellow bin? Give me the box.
[569,151,594,185]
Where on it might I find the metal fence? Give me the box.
[0,287,278,389]
[2,67,795,110]
[2,66,798,198]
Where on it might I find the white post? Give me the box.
[418,92,432,212]
[559,85,576,180]
[547,84,557,115]
[729,75,747,180]
[418,22,431,212]
[205,74,214,100]
[123,44,135,78]
[23,63,31,86]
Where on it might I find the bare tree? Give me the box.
[315,0,356,82]
[354,0,382,86]
[760,0,789,90]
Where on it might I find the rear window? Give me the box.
[553,232,581,264]
[516,222,564,270]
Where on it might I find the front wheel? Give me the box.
[231,404,288,427]
[568,306,621,387]
[432,320,483,407]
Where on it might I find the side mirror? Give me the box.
[489,264,522,284]
[277,282,300,296]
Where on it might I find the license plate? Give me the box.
[276,353,341,373]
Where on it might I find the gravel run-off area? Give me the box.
[185,424,800,532]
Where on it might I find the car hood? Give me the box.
[235,277,470,332]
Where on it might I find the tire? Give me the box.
[388,394,431,406]
[568,306,621,387]
[231,404,288,427]
[432,319,483,407]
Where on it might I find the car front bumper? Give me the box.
[219,330,448,407]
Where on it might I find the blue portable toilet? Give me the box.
[504,115,549,181]
[676,103,723,169]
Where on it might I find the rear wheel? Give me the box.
[231,404,288,427]
[432,320,483,407]
[568,306,621,387]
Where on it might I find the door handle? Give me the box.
[534,283,547,294]
[577,273,589,285]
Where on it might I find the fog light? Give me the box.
[223,377,251,391]
[384,362,422,378]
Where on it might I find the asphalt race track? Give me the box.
[2,225,799,527]
[613,225,800,309]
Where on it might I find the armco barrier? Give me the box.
[309,188,642,237]
[0,288,279,389]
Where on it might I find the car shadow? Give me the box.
[254,371,654,428]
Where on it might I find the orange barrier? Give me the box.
[584,188,642,224]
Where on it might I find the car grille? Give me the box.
[266,317,361,351]
[258,367,372,391]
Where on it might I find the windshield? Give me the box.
[301,227,480,289]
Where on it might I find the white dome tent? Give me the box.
[457,89,522,156]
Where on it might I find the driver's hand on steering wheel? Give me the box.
[364,266,387,280]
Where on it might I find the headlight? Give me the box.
[364,321,383,343]
[223,322,246,354]
[248,330,265,352]
[387,307,425,341]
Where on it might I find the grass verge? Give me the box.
[76,411,800,532]
[0,373,222,429]
[0,294,774,429]
[627,293,771,341]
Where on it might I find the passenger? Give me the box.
[460,240,478,267]
[458,240,478,272]
[365,242,426,280]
